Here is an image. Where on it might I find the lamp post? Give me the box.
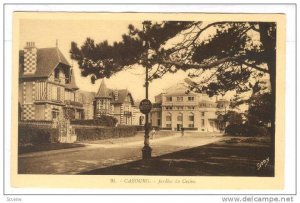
[141,22,152,159]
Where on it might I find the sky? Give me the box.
[19,18,269,109]
[19,19,190,102]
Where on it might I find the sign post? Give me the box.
[139,99,152,159]
[139,99,152,114]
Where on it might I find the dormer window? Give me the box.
[54,68,59,79]
[66,69,72,84]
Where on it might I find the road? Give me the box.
[18,132,224,174]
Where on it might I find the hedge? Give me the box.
[70,116,118,127]
[75,126,138,141]
[160,127,172,130]
[118,125,145,131]
[18,125,59,146]
[225,124,268,137]
[182,128,198,131]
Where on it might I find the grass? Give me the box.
[18,143,86,154]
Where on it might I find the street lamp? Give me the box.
[140,22,152,159]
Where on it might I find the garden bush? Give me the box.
[225,124,268,137]
[18,124,59,146]
[71,115,118,127]
[75,126,138,141]
[118,125,145,131]
[182,127,198,131]
[160,127,172,130]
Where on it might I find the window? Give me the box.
[57,87,61,101]
[165,106,173,110]
[177,97,183,102]
[166,97,172,102]
[177,106,183,110]
[177,114,183,121]
[200,103,207,107]
[201,119,205,127]
[54,68,60,79]
[166,114,172,121]
[187,106,195,110]
[188,124,194,128]
[66,69,72,84]
[166,124,172,128]
[188,96,194,101]
[189,115,194,121]
[158,119,161,126]
[52,109,59,119]
[201,112,205,116]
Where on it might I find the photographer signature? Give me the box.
[256,157,269,171]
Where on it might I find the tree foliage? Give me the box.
[70,20,277,158]
[70,21,275,98]
[247,92,272,126]
[70,21,192,83]
[223,110,243,125]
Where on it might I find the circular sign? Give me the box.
[139,99,152,114]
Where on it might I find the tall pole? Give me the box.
[142,22,152,159]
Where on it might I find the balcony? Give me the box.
[65,100,83,107]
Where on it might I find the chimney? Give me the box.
[24,42,37,74]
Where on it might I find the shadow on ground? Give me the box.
[80,140,274,177]
[18,143,86,154]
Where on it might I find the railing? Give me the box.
[65,100,83,107]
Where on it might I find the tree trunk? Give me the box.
[259,23,276,169]
[268,58,276,168]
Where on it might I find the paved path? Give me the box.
[18,132,224,174]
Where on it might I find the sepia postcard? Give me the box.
[11,12,285,189]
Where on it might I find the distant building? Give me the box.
[77,90,95,120]
[150,82,229,132]
[19,42,84,121]
[94,80,143,125]
[132,100,145,126]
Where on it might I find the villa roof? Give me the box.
[95,80,135,105]
[164,82,197,96]
[95,79,110,98]
[19,47,71,78]
[108,89,135,105]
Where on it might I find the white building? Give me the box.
[150,82,229,132]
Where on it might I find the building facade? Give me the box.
[150,82,229,132]
[19,42,84,121]
[77,90,95,120]
[94,80,144,125]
